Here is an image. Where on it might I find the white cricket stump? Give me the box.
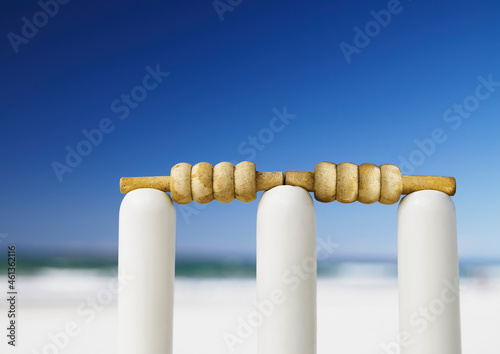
[118,188,176,354]
[398,190,462,354]
[257,185,317,354]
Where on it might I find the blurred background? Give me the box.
[0,0,499,353]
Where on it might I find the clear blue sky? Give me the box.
[1,0,499,262]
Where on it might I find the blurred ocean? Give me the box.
[2,256,499,301]
[3,255,500,276]
[1,256,499,353]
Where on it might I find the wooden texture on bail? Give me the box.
[170,163,192,204]
[257,171,284,191]
[336,162,358,203]
[191,162,214,204]
[314,161,336,203]
[213,162,235,203]
[284,171,315,192]
[402,175,456,196]
[235,161,257,202]
[380,164,403,205]
[120,176,171,194]
[358,163,380,204]
[120,160,457,205]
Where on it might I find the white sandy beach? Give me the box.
[1,271,499,354]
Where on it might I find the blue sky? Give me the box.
[0,0,499,262]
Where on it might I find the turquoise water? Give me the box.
[1,255,499,279]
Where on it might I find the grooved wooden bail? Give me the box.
[170,163,192,204]
[314,162,336,203]
[358,163,380,204]
[120,160,456,205]
[235,161,257,202]
[257,171,284,191]
[191,162,214,204]
[336,162,358,203]
[402,175,456,196]
[120,176,171,194]
[284,171,314,191]
[379,164,403,205]
[213,162,235,203]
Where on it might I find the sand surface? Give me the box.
[1,275,499,353]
